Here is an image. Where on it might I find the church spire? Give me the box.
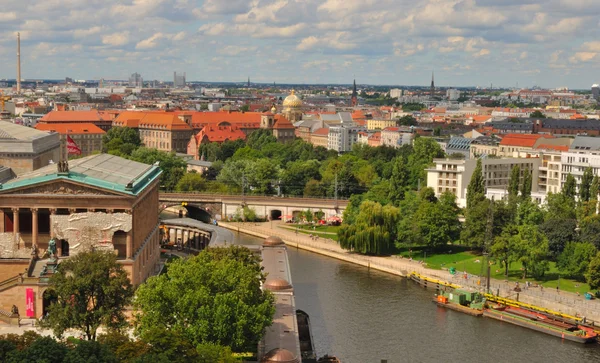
[430,71,435,99]
[247,77,250,88]
[351,79,358,107]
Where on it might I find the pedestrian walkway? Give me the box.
[221,220,600,323]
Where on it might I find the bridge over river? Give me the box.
[159,193,348,222]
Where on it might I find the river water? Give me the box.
[232,232,600,363]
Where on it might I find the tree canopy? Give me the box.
[39,251,133,341]
[134,246,275,352]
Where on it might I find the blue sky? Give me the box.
[1,0,600,88]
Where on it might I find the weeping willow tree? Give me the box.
[338,201,400,255]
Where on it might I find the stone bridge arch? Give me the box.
[159,202,222,222]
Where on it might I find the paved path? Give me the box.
[222,220,600,323]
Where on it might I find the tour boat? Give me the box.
[483,305,598,344]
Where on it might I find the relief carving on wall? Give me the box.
[51,212,133,255]
[10,182,109,196]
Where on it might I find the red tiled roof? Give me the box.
[273,115,294,130]
[113,111,192,131]
[39,110,106,122]
[195,125,246,143]
[499,133,550,148]
[535,144,569,152]
[312,128,329,136]
[35,123,105,135]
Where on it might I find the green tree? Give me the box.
[98,331,149,363]
[579,167,594,202]
[529,110,546,118]
[246,129,277,149]
[0,340,16,362]
[388,156,408,205]
[407,137,444,189]
[40,251,133,340]
[563,173,576,202]
[545,192,576,220]
[461,199,490,249]
[129,148,187,191]
[303,209,314,223]
[490,225,516,277]
[520,168,532,200]
[133,327,199,363]
[134,246,275,352]
[414,192,461,248]
[539,218,578,258]
[240,104,250,112]
[196,343,236,363]
[508,165,520,198]
[466,159,485,209]
[557,242,598,281]
[7,336,67,363]
[315,209,325,221]
[396,115,417,126]
[175,172,205,192]
[103,127,142,155]
[303,179,324,197]
[512,224,550,279]
[580,215,600,249]
[586,252,600,290]
[63,340,118,363]
[280,160,321,196]
[591,175,599,202]
[338,201,400,255]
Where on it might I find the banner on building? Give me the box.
[26,288,34,317]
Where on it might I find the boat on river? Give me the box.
[434,289,484,317]
[483,305,598,344]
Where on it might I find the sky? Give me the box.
[1,0,600,89]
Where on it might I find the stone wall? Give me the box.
[0,233,31,259]
[51,212,132,255]
[133,187,159,251]
[0,260,29,282]
[0,283,44,318]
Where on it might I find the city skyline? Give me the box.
[1,1,600,89]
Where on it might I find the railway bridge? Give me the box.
[158,193,348,222]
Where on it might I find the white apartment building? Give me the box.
[390,89,403,98]
[561,136,600,194]
[427,158,541,208]
[446,89,461,101]
[381,127,413,148]
[327,126,365,152]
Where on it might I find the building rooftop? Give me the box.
[0,121,54,141]
[499,133,549,148]
[569,136,600,151]
[38,110,108,123]
[34,123,106,135]
[0,154,162,196]
[446,137,472,151]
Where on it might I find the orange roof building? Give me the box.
[38,110,113,131]
[35,123,105,156]
[112,111,194,153]
[187,125,247,160]
[498,133,555,157]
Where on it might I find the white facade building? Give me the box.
[427,158,541,208]
[390,89,403,98]
[446,89,461,101]
[327,126,365,152]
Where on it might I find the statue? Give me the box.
[10,305,18,316]
[30,244,38,257]
[48,238,57,259]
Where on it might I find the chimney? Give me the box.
[17,32,21,94]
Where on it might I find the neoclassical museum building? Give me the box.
[0,153,162,318]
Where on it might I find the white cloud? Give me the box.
[136,33,163,50]
[102,32,129,46]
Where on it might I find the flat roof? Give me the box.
[0,154,161,196]
[0,121,52,141]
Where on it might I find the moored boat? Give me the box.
[483,305,597,344]
[434,289,485,317]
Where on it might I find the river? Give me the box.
[233,232,600,363]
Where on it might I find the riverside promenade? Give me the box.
[220,220,600,323]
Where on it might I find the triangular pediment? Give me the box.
[1,179,130,197]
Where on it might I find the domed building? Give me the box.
[282,90,303,122]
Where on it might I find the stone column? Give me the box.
[31,208,38,247]
[0,209,5,233]
[12,208,19,240]
[195,233,200,250]
[126,231,133,259]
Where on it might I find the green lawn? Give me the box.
[286,223,340,234]
[279,225,339,241]
[397,246,592,295]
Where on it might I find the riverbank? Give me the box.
[219,220,600,323]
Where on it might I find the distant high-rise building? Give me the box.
[248,77,250,88]
[351,79,358,107]
[129,72,143,88]
[446,89,460,101]
[390,88,403,98]
[174,72,186,88]
[592,84,599,100]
